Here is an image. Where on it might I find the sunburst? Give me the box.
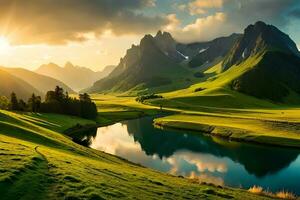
[0,36,10,53]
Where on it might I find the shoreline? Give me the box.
[154,119,300,149]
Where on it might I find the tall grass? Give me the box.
[248,186,296,199]
[248,185,263,194]
[276,190,297,200]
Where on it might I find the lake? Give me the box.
[81,116,300,195]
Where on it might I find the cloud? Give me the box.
[167,151,228,176]
[224,0,296,26]
[288,8,300,18]
[188,0,224,15]
[165,12,234,43]
[168,0,299,43]
[0,0,167,45]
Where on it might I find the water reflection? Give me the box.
[125,118,299,177]
[75,117,300,194]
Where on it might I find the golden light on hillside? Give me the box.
[0,36,10,53]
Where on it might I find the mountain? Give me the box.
[223,21,300,101]
[177,34,241,68]
[86,22,300,102]
[86,32,194,94]
[0,67,75,95]
[154,31,187,62]
[153,21,300,107]
[223,21,299,70]
[0,69,42,99]
[35,62,115,91]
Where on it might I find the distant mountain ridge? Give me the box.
[0,66,75,100]
[85,31,241,94]
[1,67,75,94]
[85,31,196,94]
[36,62,115,91]
[0,68,42,99]
[85,21,300,103]
[177,34,241,68]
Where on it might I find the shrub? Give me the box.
[136,93,163,102]
[194,88,205,92]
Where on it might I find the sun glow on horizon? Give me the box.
[0,36,10,53]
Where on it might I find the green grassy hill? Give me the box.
[0,109,274,199]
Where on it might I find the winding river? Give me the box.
[78,116,300,195]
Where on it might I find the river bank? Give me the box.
[154,114,300,148]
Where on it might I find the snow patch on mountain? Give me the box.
[177,50,189,60]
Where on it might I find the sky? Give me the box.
[0,0,299,71]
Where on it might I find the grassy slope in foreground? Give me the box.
[0,109,274,200]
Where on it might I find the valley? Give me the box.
[1,19,300,200]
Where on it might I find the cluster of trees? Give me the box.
[4,86,97,119]
[1,93,41,112]
[136,93,163,103]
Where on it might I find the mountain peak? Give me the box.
[156,30,163,37]
[38,62,60,70]
[140,34,155,49]
[154,30,174,41]
[254,21,267,28]
[222,21,299,70]
[64,61,74,68]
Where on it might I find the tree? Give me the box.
[45,86,64,102]
[28,93,41,112]
[9,92,19,110]
[54,86,64,101]
[40,87,98,119]
[18,99,27,111]
[36,96,41,112]
[45,91,56,102]
[79,93,91,102]
[0,96,9,109]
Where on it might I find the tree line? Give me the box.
[1,86,97,119]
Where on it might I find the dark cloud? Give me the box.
[288,8,300,18]
[171,0,300,43]
[0,0,166,45]
[224,0,297,28]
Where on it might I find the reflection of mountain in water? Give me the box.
[125,117,299,177]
